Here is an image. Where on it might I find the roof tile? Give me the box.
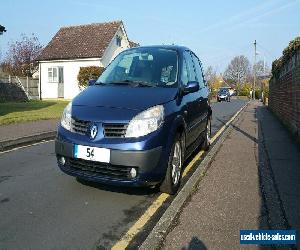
[38,21,122,61]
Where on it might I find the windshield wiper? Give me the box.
[105,80,155,87]
[106,80,136,86]
[133,81,155,87]
[95,81,107,85]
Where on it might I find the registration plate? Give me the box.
[74,144,110,163]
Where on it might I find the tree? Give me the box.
[204,66,216,84]
[253,60,270,77]
[205,66,224,97]
[223,55,251,85]
[0,25,6,35]
[4,33,43,76]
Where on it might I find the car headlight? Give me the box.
[125,105,164,138]
[61,102,72,131]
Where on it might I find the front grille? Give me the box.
[71,118,128,138]
[103,124,128,138]
[67,157,133,180]
[71,118,90,135]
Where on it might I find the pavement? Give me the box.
[0,100,247,249]
[163,101,300,249]
[0,119,58,151]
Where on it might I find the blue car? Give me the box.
[55,45,212,194]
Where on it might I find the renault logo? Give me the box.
[90,124,98,139]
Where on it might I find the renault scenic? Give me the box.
[55,45,212,194]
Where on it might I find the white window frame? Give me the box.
[48,67,63,83]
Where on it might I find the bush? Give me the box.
[255,89,262,99]
[237,83,252,96]
[77,66,105,88]
[264,88,269,98]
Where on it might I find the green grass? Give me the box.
[0,100,70,125]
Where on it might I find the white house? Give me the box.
[37,21,138,99]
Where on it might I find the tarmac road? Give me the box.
[0,99,246,249]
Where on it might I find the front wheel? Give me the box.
[160,134,183,195]
[202,117,211,151]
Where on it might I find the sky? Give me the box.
[0,0,299,72]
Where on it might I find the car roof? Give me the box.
[125,45,191,53]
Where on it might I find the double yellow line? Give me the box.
[111,103,247,249]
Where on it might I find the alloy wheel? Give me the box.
[171,141,182,185]
[207,119,211,145]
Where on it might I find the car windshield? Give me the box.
[96,47,178,88]
[219,89,228,94]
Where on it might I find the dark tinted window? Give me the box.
[184,51,196,82]
[191,53,204,88]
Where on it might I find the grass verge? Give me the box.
[0,100,69,125]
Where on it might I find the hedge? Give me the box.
[272,37,300,77]
[77,66,105,88]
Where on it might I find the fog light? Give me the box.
[130,168,137,178]
[59,156,66,165]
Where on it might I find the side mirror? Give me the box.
[183,81,199,94]
[88,79,96,86]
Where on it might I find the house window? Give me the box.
[48,67,64,83]
[116,35,122,47]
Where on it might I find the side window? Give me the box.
[191,53,204,88]
[181,57,189,86]
[116,35,122,47]
[48,67,63,83]
[184,51,196,82]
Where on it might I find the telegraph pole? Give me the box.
[253,40,257,100]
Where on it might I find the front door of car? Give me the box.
[182,51,201,147]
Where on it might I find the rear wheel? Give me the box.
[202,117,211,151]
[160,134,183,195]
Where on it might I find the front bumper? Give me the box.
[218,96,229,100]
[55,139,164,186]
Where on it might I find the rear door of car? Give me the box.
[183,50,202,146]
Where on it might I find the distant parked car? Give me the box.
[217,88,231,102]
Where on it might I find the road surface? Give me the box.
[0,99,247,249]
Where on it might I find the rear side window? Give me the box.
[191,53,205,88]
[181,57,189,86]
[183,51,196,82]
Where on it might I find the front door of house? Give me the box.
[57,67,64,98]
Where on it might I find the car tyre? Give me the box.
[160,133,183,195]
[202,117,211,151]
